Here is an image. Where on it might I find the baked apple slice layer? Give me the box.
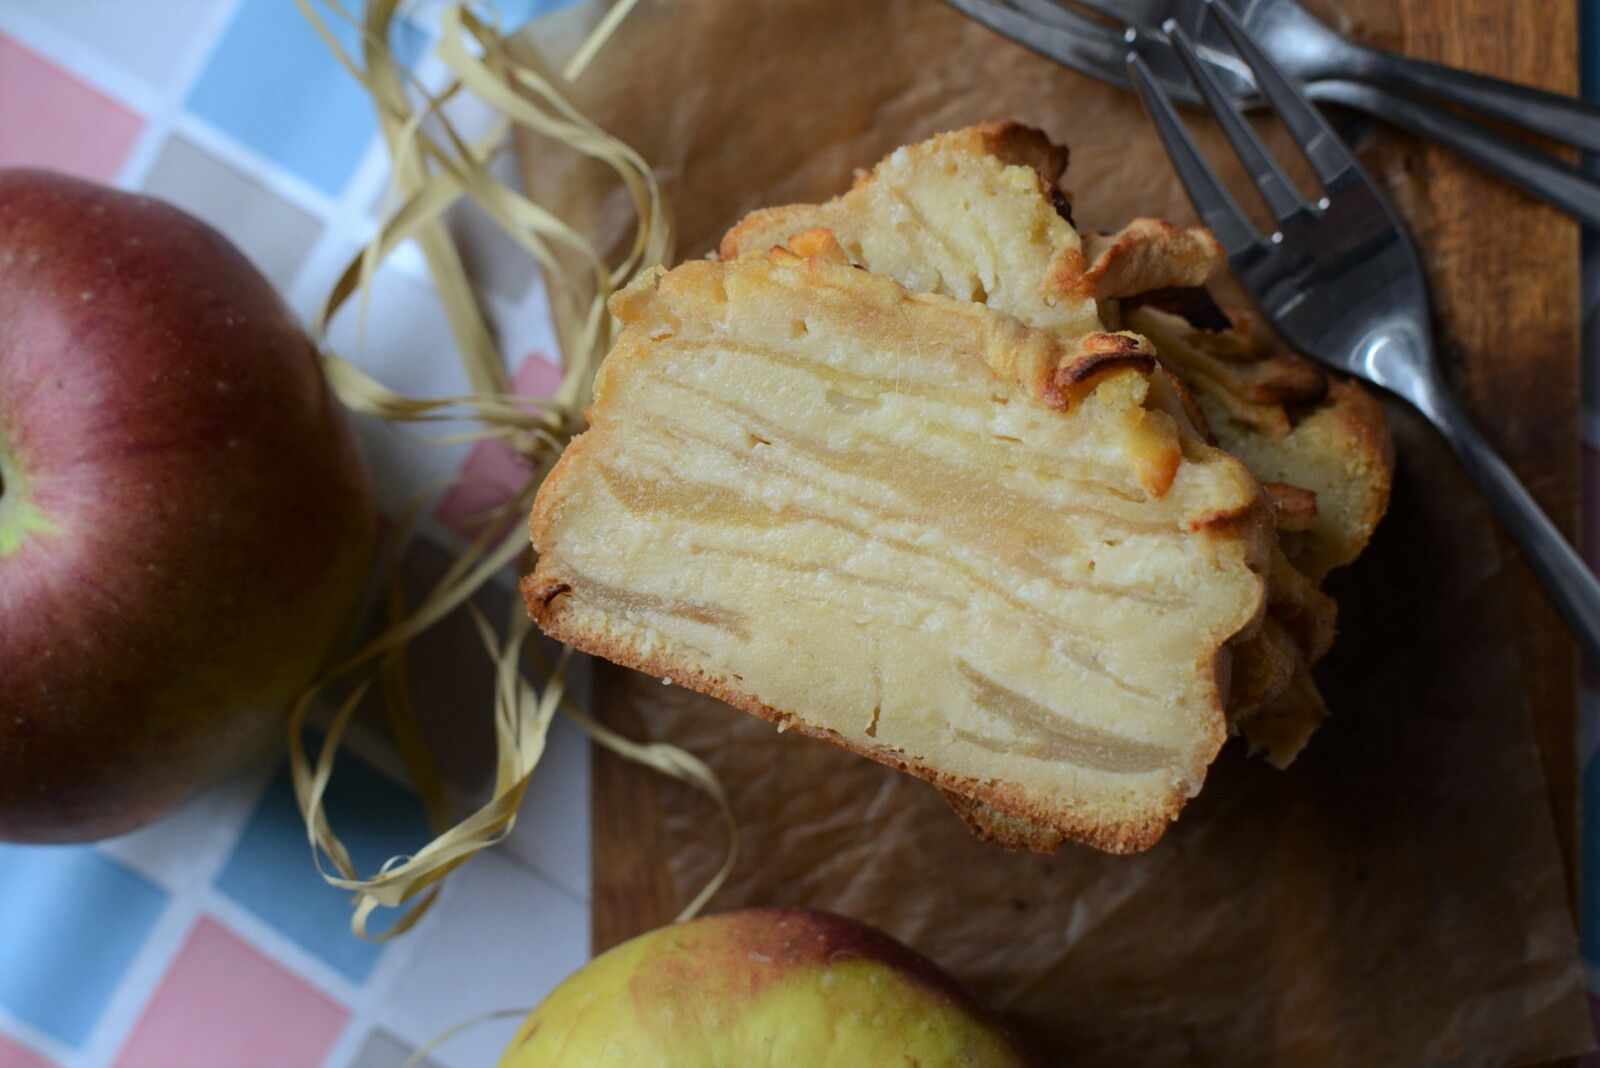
[524,239,1270,852]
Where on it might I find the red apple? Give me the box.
[499,908,1038,1066]
[0,170,376,841]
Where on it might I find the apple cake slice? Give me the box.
[718,123,1390,847]
[719,123,1390,738]
[716,125,1312,730]
[524,234,1272,852]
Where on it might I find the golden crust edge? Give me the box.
[718,121,1071,263]
[1305,374,1396,575]
[524,573,1235,855]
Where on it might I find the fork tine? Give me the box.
[1202,0,1353,188]
[1162,20,1309,224]
[1000,0,1163,59]
[1068,0,1156,26]
[1004,0,1087,28]
[942,0,1136,83]
[1124,47,1262,254]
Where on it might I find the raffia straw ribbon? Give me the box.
[286,0,735,942]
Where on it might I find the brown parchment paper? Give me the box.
[513,1,1594,1061]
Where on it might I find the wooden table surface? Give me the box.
[1341,0,1580,892]
[586,0,1583,951]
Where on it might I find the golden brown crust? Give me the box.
[1308,375,1396,563]
[1055,349,1159,388]
[941,790,1073,852]
[1049,218,1224,303]
[782,226,845,260]
[719,205,810,262]
[959,120,1070,186]
[1125,304,1394,582]
[525,578,1173,855]
[1050,332,1159,404]
[719,124,1073,268]
[1264,482,1319,533]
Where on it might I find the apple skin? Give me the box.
[498,907,1037,1067]
[0,169,376,841]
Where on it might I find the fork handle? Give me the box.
[1426,389,1600,666]
[1307,82,1600,230]
[1339,44,1600,154]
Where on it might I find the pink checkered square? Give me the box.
[0,36,143,182]
[0,1033,54,1068]
[433,352,563,538]
[114,918,348,1068]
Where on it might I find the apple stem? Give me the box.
[0,442,57,556]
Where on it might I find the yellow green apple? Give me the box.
[498,907,1037,1067]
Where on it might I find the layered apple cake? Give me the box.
[525,232,1273,852]
[526,124,1391,854]
[719,123,1392,785]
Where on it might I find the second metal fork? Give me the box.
[1086,0,1600,152]
[944,0,1600,228]
[1126,0,1600,663]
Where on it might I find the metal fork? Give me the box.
[1125,0,1600,664]
[942,0,1600,228]
[1085,0,1600,151]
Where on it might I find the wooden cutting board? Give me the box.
[576,0,1581,952]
